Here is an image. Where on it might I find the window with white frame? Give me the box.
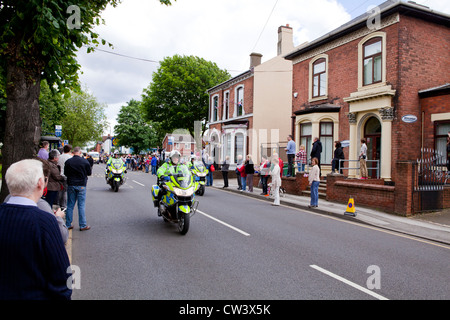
[309,54,328,101]
[363,37,382,86]
[435,121,450,166]
[236,86,244,117]
[224,92,229,120]
[357,32,386,89]
[300,123,312,163]
[320,122,333,164]
[212,95,219,122]
[225,133,231,160]
[234,133,244,163]
[313,58,327,98]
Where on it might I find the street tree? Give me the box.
[61,89,108,148]
[0,81,5,145]
[141,55,231,136]
[114,99,161,154]
[39,80,66,136]
[0,0,174,201]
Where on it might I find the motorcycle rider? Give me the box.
[156,150,184,203]
[157,150,182,181]
[106,152,121,166]
[189,154,198,170]
[105,152,126,178]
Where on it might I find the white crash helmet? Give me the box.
[169,150,181,161]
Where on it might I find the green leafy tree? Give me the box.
[39,80,66,136]
[0,0,173,200]
[141,55,231,136]
[114,99,161,154]
[61,89,108,147]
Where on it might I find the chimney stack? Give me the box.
[250,52,263,69]
[277,24,294,56]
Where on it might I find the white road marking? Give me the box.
[132,180,145,187]
[197,210,250,237]
[310,265,389,300]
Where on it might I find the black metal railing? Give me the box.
[415,148,447,192]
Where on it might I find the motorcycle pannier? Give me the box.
[151,185,160,207]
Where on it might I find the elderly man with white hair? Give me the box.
[0,159,72,300]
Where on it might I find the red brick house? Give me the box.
[205,67,254,165]
[284,1,450,215]
[162,131,196,158]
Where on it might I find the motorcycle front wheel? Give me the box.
[113,180,119,192]
[197,185,205,196]
[178,212,190,235]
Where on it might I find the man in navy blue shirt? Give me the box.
[0,159,72,300]
[285,135,296,177]
[64,147,92,231]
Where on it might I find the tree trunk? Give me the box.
[0,59,42,202]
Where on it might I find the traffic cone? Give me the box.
[344,196,357,217]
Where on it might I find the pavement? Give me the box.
[209,179,450,246]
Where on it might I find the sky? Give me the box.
[75,0,450,135]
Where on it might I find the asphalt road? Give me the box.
[71,164,450,301]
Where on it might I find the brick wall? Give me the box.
[393,15,450,176]
[326,174,396,213]
[444,186,450,208]
[420,93,450,150]
[393,161,415,215]
[277,174,309,195]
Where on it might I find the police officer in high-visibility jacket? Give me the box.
[156,150,184,202]
[157,150,182,180]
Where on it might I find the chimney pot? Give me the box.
[250,52,263,68]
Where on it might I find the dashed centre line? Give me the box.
[197,210,251,237]
[310,265,389,300]
[132,180,145,187]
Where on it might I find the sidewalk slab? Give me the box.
[209,180,450,246]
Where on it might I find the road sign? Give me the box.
[55,125,62,137]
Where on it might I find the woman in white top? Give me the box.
[308,157,321,208]
[269,156,282,206]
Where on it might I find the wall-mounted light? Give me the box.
[293,92,298,98]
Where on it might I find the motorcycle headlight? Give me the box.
[173,186,195,197]
[197,172,207,177]
[111,169,121,174]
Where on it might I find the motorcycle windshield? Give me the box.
[111,159,123,170]
[193,161,206,172]
[173,165,192,189]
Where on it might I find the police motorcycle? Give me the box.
[151,151,198,235]
[190,158,208,196]
[105,156,127,192]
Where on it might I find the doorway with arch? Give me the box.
[364,116,381,179]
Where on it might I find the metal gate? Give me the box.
[414,148,448,211]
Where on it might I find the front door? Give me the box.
[365,117,381,179]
